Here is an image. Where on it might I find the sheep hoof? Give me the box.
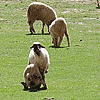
[32,30,35,33]
[42,31,44,34]
[68,44,70,47]
[30,31,35,35]
[43,84,47,90]
[45,70,48,73]
[48,32,50,35]
[30,28,35,35]
[31,32,34,35]
[42,27,45,34]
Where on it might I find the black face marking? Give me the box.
[30,43,45,56]
[33,44,40,56]
[35,48,40,56]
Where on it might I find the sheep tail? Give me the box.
[65,28,70,47]
[27,8,31,23]
[24,67,31,78]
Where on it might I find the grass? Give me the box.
[0,0,100,99]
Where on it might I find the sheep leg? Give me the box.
[52,38,54,44]
[54,38,57,47]
[42,71,47,89]
[42,23,45,34]
[29,22,35,34]
[47,25,50,34]
[58,37,63,47]
[39,69,47,89]
[41,75,47,90]
[38,74,47,89]
[65,30,70,47]
[30,27,35,34]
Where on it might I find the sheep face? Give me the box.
[30,42,45,56]
[29,73,42,89]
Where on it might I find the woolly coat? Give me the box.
[28,48,50,72]
[27,2,57,27]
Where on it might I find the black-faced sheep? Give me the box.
[21,64,47,90]
[27,2,57,34]
[49,18,70,47]
[28,42,50,88]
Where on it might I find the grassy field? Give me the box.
[0,0,100,99]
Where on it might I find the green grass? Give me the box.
[0,0,100,100]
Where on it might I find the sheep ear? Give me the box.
[30,45,35,49]
[39,44,45,48]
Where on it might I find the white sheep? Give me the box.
[27,2,57,34]
[21,64,47,90]
[49,18,70,47]
[28,42,50,88]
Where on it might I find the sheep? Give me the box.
[21,64,47,90]
[28,42,50,88]
[27,2,57,34]
[49,18,70,47]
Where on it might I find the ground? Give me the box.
[0,0,100,100]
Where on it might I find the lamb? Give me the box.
[49,18,70,47]
[27,2,57,34]
[28,42,50,88]
[21,64,47,90]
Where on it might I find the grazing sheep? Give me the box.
[21,64,47,90]
[28,42,50,87]
[49,18,70,47]
[27,2,57,34]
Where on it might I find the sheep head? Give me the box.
[30,42,45,56]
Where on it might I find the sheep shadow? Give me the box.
[23,87,47,92]
[26,33,49,35]
[49,45,70,50]
[96,6,100,9]
[49,46,64,48]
